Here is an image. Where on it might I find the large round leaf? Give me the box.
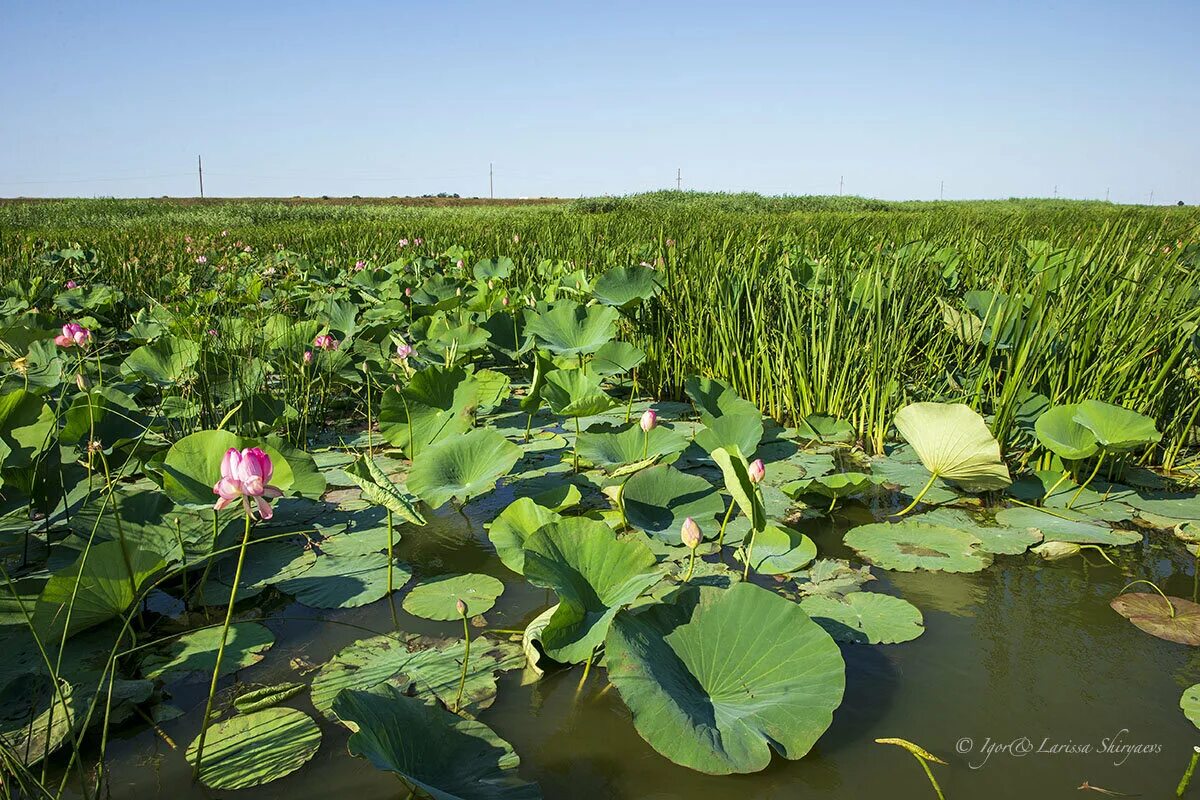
[485,498,562,575]
[592,265,663,308]
[1182,684,1200,729]
[121,336,199,385]
[378,366,480,458]
[276,552,407,608]
[403,573,505,620]
[408,428,521,509]
[1072,400,1161,452]
[1034,404,1099,461]
[541,369,615,417]
[185,708,321,790]
[800,592,924,644]
[893,402,1011,490]
[916,508,1042,555]
[741,523,816,574]
[605,582,845,775]
[843,521,992,573]
[162,430,297,506]
[621,465,725,543]
[1111,593,1200,645]
[333,686,542,800]
[577,421,687,470]
[522,518,660,663]
[525,300,619,357]
[993,506,1139,545]
[140,623,274,682]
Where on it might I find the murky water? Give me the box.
[100,489,1200,799]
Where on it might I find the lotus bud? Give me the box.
[399,238,409,247]
[681,517,702,549]
[414,238,423,246]
[354,259,366,271]
[512,234,520,243]
[487,280,494,290]
[303,350,314,364]
[65,280,77,289]
[456,287,462,296]
[748,459,766,484]
[396,343,412,360]
[76,372,89,391]
[456,598,468,617]
[502,296,509,307]
[207,328,218,337]
[405,287,413,297]
[640,409,658,433]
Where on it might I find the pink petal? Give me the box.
[54,335,73,347]
[220,448,240,480]
[213,477,242,500]
[262,484,284,499]
[254,496,274,520]
[213,496,234,511]
[242,475,265,496]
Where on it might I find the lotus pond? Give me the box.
[2,209,1200,799]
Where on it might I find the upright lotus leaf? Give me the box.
[893,402,1011,490]
[33,541,165,639]
[592,265,664,308]
[782,473,878,506]
[710,446,764,531]
[408,428,521,509]
[524,300,619,357]
[684,376,760,424]
[1034,404,1099,461]
[473,256,515,282]
[800,592,924,645]
[589,340,646,377]
[486,498,563,575]
[334,687,542,800]
[1111,594,1200,645]
[522,604,558,676]
[120,335,199,385]
[738,523,816,574]
[472,369,512,414]
[541,369,616,417]
[522,518,661,663]
[621,465,725,544]
[61,387,149,446]
[402,573,505,620]
[605,582,845,775]
[344,458,426,525]
[185,707,322,790]
[843,521,992,573]
[577,422,687,470]
[312,632,523,719]
[794,414,854,443]
[162,430,297,506]
[0,389,53,468]
[379,365,480,457]
[1072,400,1162,452]
[694,412,764,458]
[140,623,274,682]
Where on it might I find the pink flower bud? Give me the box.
[313,334,338,351]
[502,296,509,307]
[681,517,702,549]
[396,343,412,360]
[456,598,468,616]
[54,322,91,348]
[405,287,413,297]
[65,280,77,289]
[640,409,657,433]
[399,238,409,247]
[414,238,423,246]
[748,459,766,484]
[354,259,366,271]
[303,350,314,364]
[195,255,207,264]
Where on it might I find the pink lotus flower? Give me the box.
[354,260,366,271]
[54,322,91,348]
[414,238,423,246]
[640,409,658,433]
[404,287,413,297]
[502,296,509,307]
[396,343,413,359]
[65,280,78,289]
[212,447,283,519]
[456,259,464,269]
[196,255,207,264]
[748,459,766,484]
[681,517,702,549]
[399,238,409,247]
[313,334,338,351]
[303,350,314,364]
[207,328,218,337]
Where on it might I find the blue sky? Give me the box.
[1,0,1196,202]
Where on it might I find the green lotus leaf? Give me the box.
[800,592,924,644]
[782,472,877,503]
[592,265,664,308]
[589,340,646,377]
[140,622,274,682]
[408,428,521,509]
[793,414,854,443]
[843,521,992,573]
[198,539,317,605]
[334,686,542,800]
[1008,471,1135,522]
[621,465,725,543]
[740,523,816,574]
[185,707,321,790]
[162,430,298,506]
[684,376,759,424]
[312,632,523,719]
[33,541,165,639]
[709,446,764,531]
[276,551,408,608]
[870,452,959,506]
[522,518,660,663]
[694,412,764,457]
[402,573,505,620]
[1123,491,1200,523]
[525,300,619,357]
[993,506,1139,545]
[120,335,199,385]
[1110,593,1200,645]
[1181,684,1200,730]
[473,256,514,282]
[379,365,481,457]
[1034,404,1099,461]
[522,604,558,677]
[486,498,563,575]
[541,369,616,418]
[233,682,307,714]
[61,387,149,447]
[344,458,426,525]
[1072,400,1161,452]
[893,402,1011,490]
[577,422,686,471]
[0,389,54,469]
[605,582,845,775]
[915,508,1042,555]
[793,559,875,598]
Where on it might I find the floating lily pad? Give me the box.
[916,508,1042,555]
[843,521,992,573]
[277,552,407,608]
[870,453,959,506]
[403,573,505,620]
[741,523,816,575]
[605,582,845,775]
[993,506,1139,545]
[186,707,321,790]
[1181,684,1200,729]
[621,465,725,543]
[141,623,274,682]
[793,559,875,597]
[800,592,924,644]
[408,428,522,509]
[333,686,542,799]
[1124,491,1200,523]
[1110,593,1200,645]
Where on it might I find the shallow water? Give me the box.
[100,489,1200,799]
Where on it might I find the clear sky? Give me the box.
[1,0,1196,203]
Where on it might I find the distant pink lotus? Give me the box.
[313,334,338,351]
[212,447,283,519]
[54,322,91,348]
[303,350,314,364]
[355,260,367,271]
[65,280,78,289]
[396,343,413,360]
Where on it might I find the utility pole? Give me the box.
[489,162,493,199]
[676,168,681,191]
[197,155,204,198]
[1105,187,1110,202]
[1053,184,1058,198]
[940,180,944,200]
[839,175,843,195]
[1149,190,1154,205]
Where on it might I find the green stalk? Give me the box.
[1178,747,1199,797]
[453,610,471,712]
[893,472,938,517]
[1068,452,1105,509]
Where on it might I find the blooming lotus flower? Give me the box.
[303,350,314,364]
[354,259,366,271]
[399,238,409,247]
[748,459,766,484]
[206,328,218,336]
[640,409,658,433]
[65,280,78,289]
[54,322,91,348]
[313,334,338,351]
[396,343,413,360]
[414,238,423,246]
[212,447,283,519]
[456,259,464,269]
